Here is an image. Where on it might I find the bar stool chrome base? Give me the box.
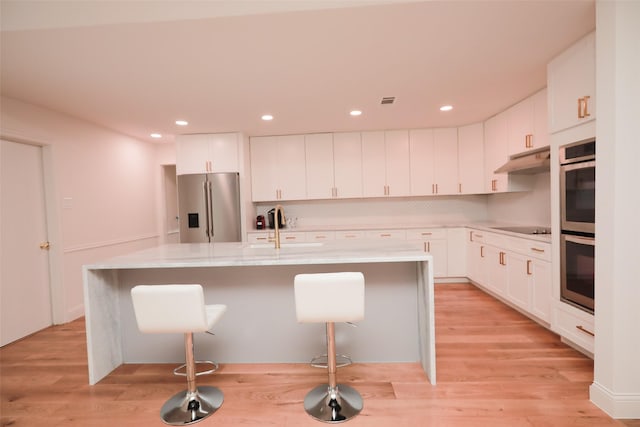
[303,384,363,423]
[160,386,224,426]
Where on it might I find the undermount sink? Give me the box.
[248,242,324,249]
[490,226,552,235]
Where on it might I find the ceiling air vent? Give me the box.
[381,96,395,105]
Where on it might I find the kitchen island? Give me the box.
[83,240,435,385]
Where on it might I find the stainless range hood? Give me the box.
[494,146,550,174]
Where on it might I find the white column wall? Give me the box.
[591,1,640,418]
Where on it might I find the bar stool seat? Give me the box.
[131,284,226,425]
[294,272,365,423]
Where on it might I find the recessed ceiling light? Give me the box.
[350,110,362,116]
[150,133,162,138]
[175,120,188,126]
[440,105,453,112]
[261,114,274,121]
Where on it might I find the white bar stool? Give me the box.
[294,272,365,423]
[131,284,226,425]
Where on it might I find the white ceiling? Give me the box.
[0,1,595,144]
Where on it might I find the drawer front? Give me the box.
[306,231,335,242]
[406,228,447,240]
[507,237,551,261]
[334,230,365,240]
[366,229,406,240]
[279,232,307,243]
[468,229,485,243]
[247,232,270,244]
[554,304,594,353]
[483,231,506,247]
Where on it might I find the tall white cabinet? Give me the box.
[548,31,596,134]
[250,135,306,201]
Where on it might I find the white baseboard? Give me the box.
[590,381,640,419]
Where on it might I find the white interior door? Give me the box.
[1,139,52,346]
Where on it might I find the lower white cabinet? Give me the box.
[406,229,447,278]
[552,302,594,354]
[466,228,552,325]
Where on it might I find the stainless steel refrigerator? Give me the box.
[178,172,241,243]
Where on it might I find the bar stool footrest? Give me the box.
[310,354,352,369]
[173,360,218,377]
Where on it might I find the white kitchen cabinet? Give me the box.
[362,130,410,197]
[409,129,434,196]
[446,227,467,277]
[334,230,365,240]
[552,301,594,354]
[365,229,406,240]
[507,95,534,156]
[176,133,239,175]
[333,132,363,199]
[457,123,485,194]
[306,231,335,242]
[484,111,533,193]
[433,128,459,195]
[548,31,595,134]
[507,88,549,156]
[532,88,549,151]
[250,135,306,201]
[466,230,487,285]
[485,244,508,297]
[409,128,458,196]
[484,111,509,192]
[305,133,335,200]
[406,229,448,278]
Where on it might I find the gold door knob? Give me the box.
[39,241,50,250]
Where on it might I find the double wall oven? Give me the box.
[560,139,595,313]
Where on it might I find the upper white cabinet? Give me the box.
[409,128,458,196]
[457,123,485,194]
[507,88,549,156]
[362,130,410,197]
[333,132,363,199]
[483,111,509,192]
[176,133,239,175]
[305,133,335,200]
[409,129,434,196]
[250,135,306,201]
[548,31,596,134]
[433,128,459,195]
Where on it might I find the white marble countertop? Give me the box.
[248,222,552,243]
[86,240,431,270]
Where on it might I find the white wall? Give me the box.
[486,172,551,226]
[0,96,165,323]
[255,195,490,229]
[590,1,640,418]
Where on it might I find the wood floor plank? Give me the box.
[1,282,637,426]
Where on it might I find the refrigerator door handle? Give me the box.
[203,181,211,240]
[208,181,214,239]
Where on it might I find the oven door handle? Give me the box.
[563,234,595,246]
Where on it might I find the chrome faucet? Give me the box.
[270,204,286,249]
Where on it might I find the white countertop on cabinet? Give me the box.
[86,240,431,269]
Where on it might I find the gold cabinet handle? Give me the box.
[256,237,267,241]
[421,232,433,236]
[576,325,595,337]
[459,183,462,193]
[345,234,357,239]
[380,233,391,238]
[469,231,474,242]
[531,247,545,253]
[39,241,50,250]
[583,96,591,118]
[578,97,583,118]
[526,260,532,275]
[285,236,296,240]
[480,245,484,258]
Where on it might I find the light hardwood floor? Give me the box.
[1,283,638,426]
